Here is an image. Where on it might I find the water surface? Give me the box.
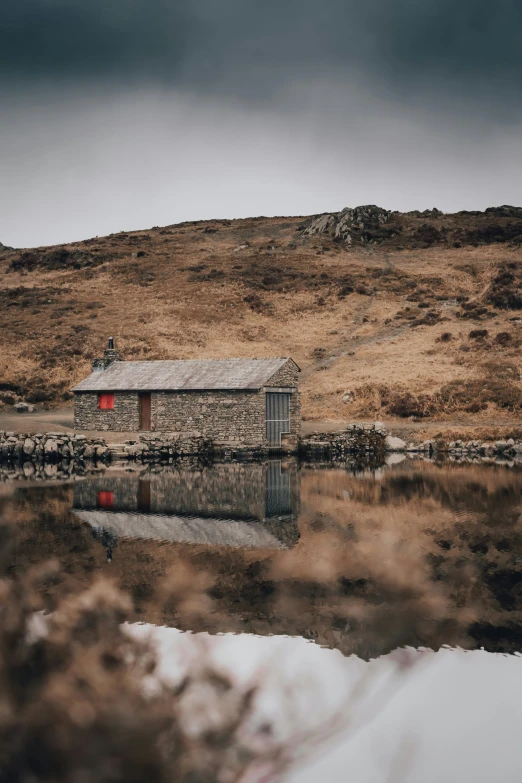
[4,458,522,658]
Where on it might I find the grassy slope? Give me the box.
[2,208,522,422]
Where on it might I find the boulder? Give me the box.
[386,453,406,466]
[14,402,35,414]
[23,438,35,456]
[385,435,407,452]
[44,439,58,454]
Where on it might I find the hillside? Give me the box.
[3,204,522,423]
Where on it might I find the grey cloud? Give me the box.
[2,1,522,113]
[2,2,522,247]
[2,87,522,247]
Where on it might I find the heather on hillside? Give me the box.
[2,207,522,423]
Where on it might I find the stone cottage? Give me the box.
[72,339,300,447]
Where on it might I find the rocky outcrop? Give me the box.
[300,205,392,245]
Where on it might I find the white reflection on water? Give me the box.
[128,623,522,783]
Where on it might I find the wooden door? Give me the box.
[139,393,151,431]
[137,480,151,512]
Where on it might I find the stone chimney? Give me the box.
[92,337,121,372]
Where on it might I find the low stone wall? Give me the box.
[5,425,522,468]
[384,435,522,458]
[300,427,522,461]
[120,434,217,462]
[438,439,522,458]
[299,424,387,460]
[0,431,111,464]
[0,461,107,482]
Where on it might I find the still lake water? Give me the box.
[3,457,522,657]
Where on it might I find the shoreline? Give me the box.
[2,423,522,468]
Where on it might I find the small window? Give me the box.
[98,393,115,410]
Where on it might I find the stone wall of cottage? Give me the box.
[266,360,299,388]
[153,390,266,445]
[74,392,140,431]
[74,389,267,443]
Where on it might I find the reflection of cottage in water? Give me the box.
[72,462,299,554]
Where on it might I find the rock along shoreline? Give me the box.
[2,425,522,467]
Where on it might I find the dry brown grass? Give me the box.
[2,212,522,423]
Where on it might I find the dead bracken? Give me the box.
[3,205,522,422]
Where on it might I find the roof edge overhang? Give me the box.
[71,386,265,393]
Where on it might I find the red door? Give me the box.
[139,393,151,431]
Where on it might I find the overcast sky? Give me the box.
[1,1,522,247]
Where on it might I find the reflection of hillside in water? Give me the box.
[298,462,522,655]
[7,460,522,659]
[72,461,300,552]
[335,461,522,521]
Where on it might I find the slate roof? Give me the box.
[74,510,289,549]
[72,358,297,392]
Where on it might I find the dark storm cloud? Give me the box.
[2,0,522,109]
[3,0,522,247]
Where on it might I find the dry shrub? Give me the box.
[436,377,522,413]
[0,553,172,783]
[433,362,521,414]
[484,261,522,309]
[0,513,396,783]
[386,391,434,418]
[243,293,268,313]
[350,360,522,418]
[350,384,434,419]
[457,301,496,320]
[412,223,445,246]
[494,331,514,346]
[349,384,389,416]
[9,248,116,272]
[481,361,520,381]
[436,332,453,343]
